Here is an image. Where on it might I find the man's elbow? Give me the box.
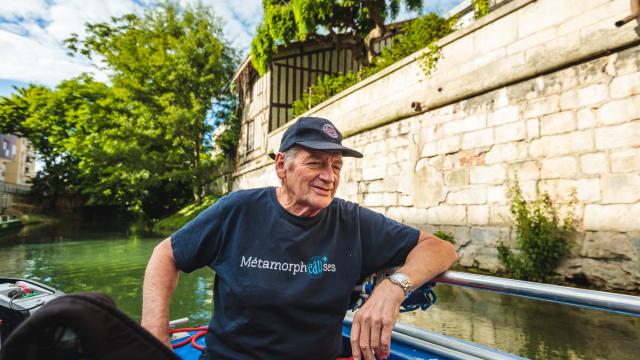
[440,239,458,268]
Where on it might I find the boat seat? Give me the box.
[0,292,179,360]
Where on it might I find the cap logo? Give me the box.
[322,124,339,139]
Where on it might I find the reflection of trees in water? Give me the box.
[398,285,640,359]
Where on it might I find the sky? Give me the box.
[0,0,462,98]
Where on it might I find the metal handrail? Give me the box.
[434,271,640,317]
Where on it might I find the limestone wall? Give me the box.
[233,0,640,290]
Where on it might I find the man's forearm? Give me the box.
[141,238,180,346]
[396,232,458,289]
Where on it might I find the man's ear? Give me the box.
[275,152,286,181]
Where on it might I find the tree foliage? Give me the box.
[251,0,424,75]
[0,1,239,217]
[497,181,577,282]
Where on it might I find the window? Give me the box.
[246,120,255,153]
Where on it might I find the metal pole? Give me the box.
[434,271,640,316]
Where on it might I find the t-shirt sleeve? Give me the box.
[170,196,229,273]
[358,206,420,278]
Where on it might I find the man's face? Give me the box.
[278,147,343,213]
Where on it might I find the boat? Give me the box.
[169,271,640,359]
[0,215,22,235]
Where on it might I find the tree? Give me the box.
[65,1,239,208]
[251,0,423,75]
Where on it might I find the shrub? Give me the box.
[291,71,361,117]
[497,181,576,282]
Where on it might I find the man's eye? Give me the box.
[333,166,342,171]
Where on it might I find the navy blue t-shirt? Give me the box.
[171,187,419,359]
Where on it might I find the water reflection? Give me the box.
[399,285,640,359]
[1,223,639,359]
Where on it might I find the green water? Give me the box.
[1,222,639,359]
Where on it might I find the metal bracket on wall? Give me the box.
[615,0,640,27]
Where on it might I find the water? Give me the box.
[1,222,639,359]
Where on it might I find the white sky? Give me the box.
[0,0,462,97]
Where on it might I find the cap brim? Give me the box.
[296,141,363,158]
[268,152,276,160]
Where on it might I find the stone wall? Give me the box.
[233,0,640,290]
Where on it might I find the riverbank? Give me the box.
[19,213,61,226]
[152,196,219,235]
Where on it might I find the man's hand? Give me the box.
[350,279,404,360]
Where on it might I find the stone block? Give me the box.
[596,95,640,126]
[364,193,383,207]
[367,180,385,193]
[611,73,640,98]
[434,225,471,247]
[494,121,526,144]
[467,205,489,225]
[506,27,555,56]
[526,118,540,139]
[487,185,508,204]
[601,174,640,204]
[539,178,600,203]
[540,111,575,135]
[447,186,487,205]
[399,194,413,207]
[488,105,520,127]
[577,107,597,129]
[437,136,461,155]
[579,84,609,107]
[595,121,640,150]
[556,0,617,36]
[584,204,640,231]
[485,142,528,164]
[427,205,466,225]
[470,164,506,185]
[507,161,539,181]
[529,131,594,157]
[580,152,608,175]
[362,166,385,181]
[475,13,517,52]
[470,226,510,247]
[581,232,638,261]
[383,193,398,207]
[541,156,578,179]
[444,168,468,186]
[517,0,574,38]
[420,142,437,158]
[580,259,637,290]
[489,204,511,225]
[336,182,358,197]
[524,95,560,118]
[611,148,640,173]
[443,114,486,136]
[462,128,494,150]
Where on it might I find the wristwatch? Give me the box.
[387,272,412,298]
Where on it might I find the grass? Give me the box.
[19,214,60,225]
[152,195,220,235]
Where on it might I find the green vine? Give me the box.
[471,0,490,19]
[497,180,577,282]
[418,43,442,76]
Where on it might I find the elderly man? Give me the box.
[141,117,457,360]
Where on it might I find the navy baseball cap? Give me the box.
[268,117,363,159]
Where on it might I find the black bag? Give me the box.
[0,292,179,360]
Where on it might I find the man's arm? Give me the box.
[350,232,457,360]
[141,238,180,348]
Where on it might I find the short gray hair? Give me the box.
[282,146,299,166]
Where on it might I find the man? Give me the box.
[142,116,457,360]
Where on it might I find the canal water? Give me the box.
[1,222,638,359]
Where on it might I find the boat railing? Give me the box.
[434,271,640,317]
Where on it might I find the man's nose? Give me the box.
[318,164,335,183]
